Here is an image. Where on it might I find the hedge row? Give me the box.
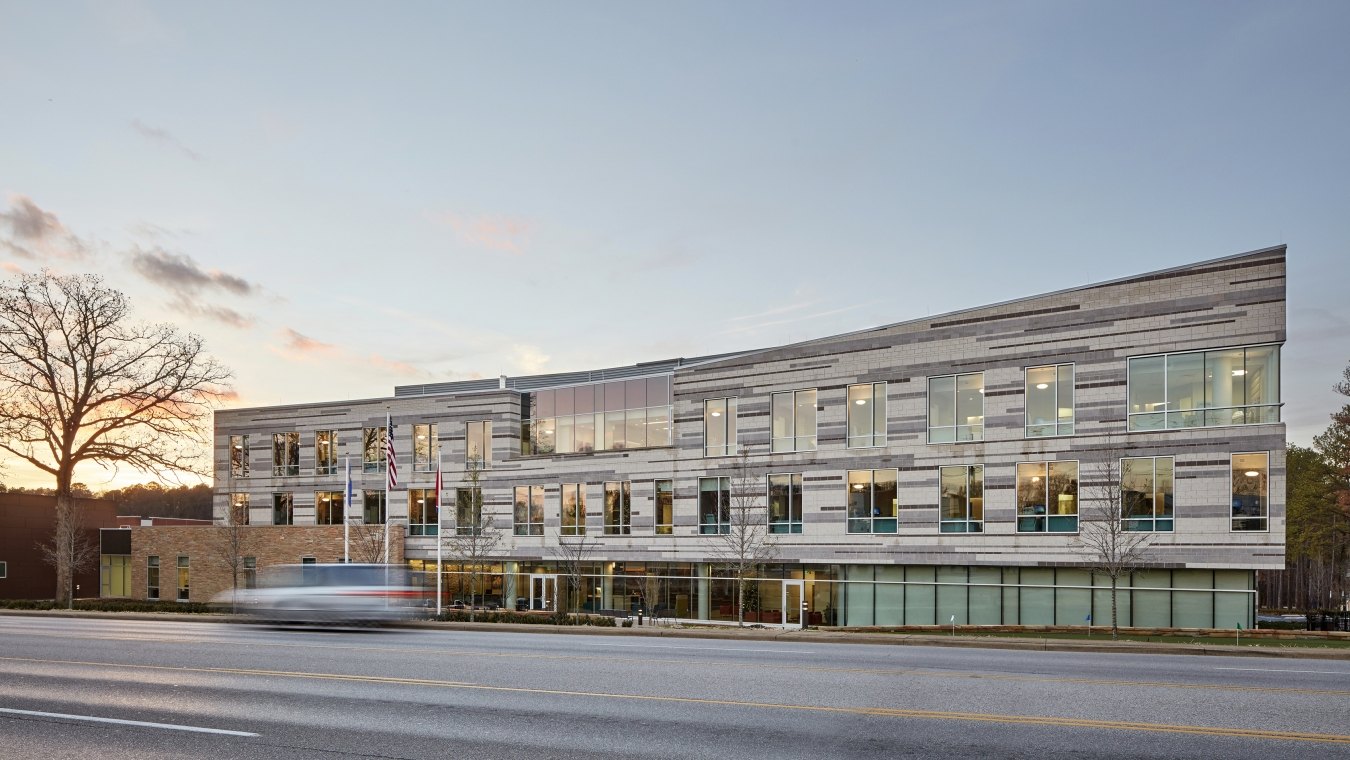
[432,609,617,626]
[0,599,215,614]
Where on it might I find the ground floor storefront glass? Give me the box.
[407,560,1255,629]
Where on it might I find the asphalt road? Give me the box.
[0,615,1347,759]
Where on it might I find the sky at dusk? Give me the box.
[1,1,1347,490]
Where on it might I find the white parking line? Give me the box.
[578,642,815,654]
[1216,667,1350,675]
[0,708,258,736]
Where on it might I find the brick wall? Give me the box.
[126,524,406,603]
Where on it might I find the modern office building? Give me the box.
[207,246,1286,628]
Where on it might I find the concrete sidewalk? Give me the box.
[6,608,1349,660]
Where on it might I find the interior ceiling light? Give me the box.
[1245,470,1260,477]
[1036,383,1049,390]
[1232,369,1247,376]
[711,411,721,417]
[855,399,867,405]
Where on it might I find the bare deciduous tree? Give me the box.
[210,497,256,613]
[711,448,777,627]
[441,457,502,622]
[552,532,599,616]
[0,271,231,604]
[347,520,390,564]
[36,497,98,608]
[1076,438,1153,640]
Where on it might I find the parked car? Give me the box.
[213,563,422,626]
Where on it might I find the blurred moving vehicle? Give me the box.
[213,563,423,625]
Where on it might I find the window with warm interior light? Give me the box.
[1231,452,1268,532]
[928,373,984,443]
[847,383,887,448]
[704,397,738,457]
[1128,346,1280,431]
[939,465,984,533]
[1121,456,1174,532]
[513,485,544,535]
[847,469,898,534]
[1016,461,1078,533]
[1025,365,1074,437]
[771,389,817,453]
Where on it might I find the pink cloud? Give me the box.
[279,328,338,355]
[368,354,425,377]
[426,211,533,254]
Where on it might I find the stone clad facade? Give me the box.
[208,247,1287,627]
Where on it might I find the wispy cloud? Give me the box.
[0,194,92,261]
[427,211,533,254]
[369,354,426,377]
[0,261,22,275]
[129,246,253,296]
[280,328,337,355]
[131,119,202,161]
[129,246,257,328]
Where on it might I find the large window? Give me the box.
[228,493,249,525]
[466,421,492,464]
[243,557,257,589]
[1232,452,1269,532]
[1025,365,1074,437]
[771,389,817,453]
[522,377,672,455]
[456,487,482,534]
[561,483,586,535]
[315,430,338,475]
[605,481,632,535]
[272,492,294,525]
[315,491,345,525]
[928,373,984,443]
[147,556,160,600]
[513,485,544,536]
[704,398,738,457]
[229,435,249,477]
[698,477,730,535]
[409,488,439,536]
[1016,461,1079,533]
[176,556,190,602]
[413,424,439,472]
[847,383,887,448]
[362,490,385,524]
[272,432,299,476]
[768,473,803,534]
[847,469,898,534]
[1128,345,1280,431]
[363,427,387,473]
[939,465,984,533]
[1121,456,1174,532]
[654,480,673,535]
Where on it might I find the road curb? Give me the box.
[4,609,1347,659]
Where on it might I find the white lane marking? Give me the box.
[1216,667,1350,675]
[0,707,259,736]
[577,642,815,654]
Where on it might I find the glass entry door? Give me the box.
[783,580,804,628]
[530,573,558,611]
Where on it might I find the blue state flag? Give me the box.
[1085,614,1092,622]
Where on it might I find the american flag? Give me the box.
[385,414,398,489]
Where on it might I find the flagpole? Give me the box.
[343,456,351,563]
[383,413,392,565]
[435,451,443,618]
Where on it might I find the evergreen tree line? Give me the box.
[0,481,213,521]
[1257,359,1350,611]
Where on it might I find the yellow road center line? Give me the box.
[2,655,1348,745]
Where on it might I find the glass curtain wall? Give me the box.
[523,376,672,455]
